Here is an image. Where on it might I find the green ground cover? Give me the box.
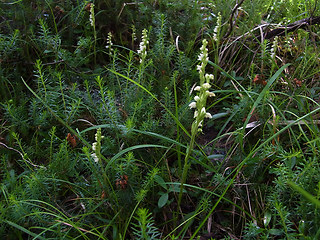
[1,0,320,239]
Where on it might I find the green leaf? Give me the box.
[154,175,167,190]
[269,228,283,236]
[5,220,47,240]
[209,112,230,120]
[239,63,291,147]
[169,184,187,193]
[263,211,272,227]
[158,193,169,208]
[287,180,320,207]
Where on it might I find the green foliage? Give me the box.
[1,0,320,239]
[132,208,161,240]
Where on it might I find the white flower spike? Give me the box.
[189,38,215,133]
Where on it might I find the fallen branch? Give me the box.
[0,141,46,169]
[264,16,320,39]
[223,0,246,39]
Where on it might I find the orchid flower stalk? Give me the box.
[89,3,97,65]
[91,128,104,163]
[105,32,113,55]
[178,39,215,208]
[189,39,215,135]
[137,29,149,64]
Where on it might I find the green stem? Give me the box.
[93,27,97,66]
[178,131,196,209]
[173,71,182,175]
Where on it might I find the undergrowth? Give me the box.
[1,0,320,239]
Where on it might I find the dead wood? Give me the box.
[263,16,320,39]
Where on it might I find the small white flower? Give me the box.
[202,83,211,89]
[206,91,215,97]
[92,142,97,151]
[205,112,213,118]
[205,74,214,80]
[194,111,198,118]
[95,132,104,141]
[194,86,201,91]
[198,53,204,61]
[189,102,197,109]
[200,40,208,50]
[197,62,206,73]
[194,96,200,101]
[213,26,219,35]
[91,153,99,162]
[201,107,206,115]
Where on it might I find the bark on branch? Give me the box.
[263,16,320,39]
